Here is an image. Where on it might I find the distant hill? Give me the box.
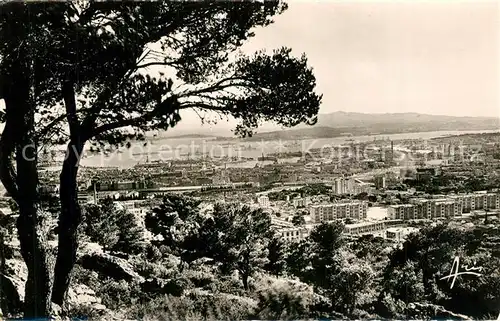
[245,112,500,141]
[150,133,215,140]
[150,112,500,140]
[312,111,500,129]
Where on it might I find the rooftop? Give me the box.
[345,221,386,229]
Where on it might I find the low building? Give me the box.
[344,221,386,235]
[386,227,419,242]
[39,184,59,195]
[115,200,149,226]
[278,226,309,242]
[78,194,95,205]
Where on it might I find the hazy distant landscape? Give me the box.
[159,112,500,140]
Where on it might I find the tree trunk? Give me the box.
[15,108,52,318]
[0,232,8,316]
[16,207,52,318]
[51,140,84,305]
[0,3,55,317]
[242,275,249,290]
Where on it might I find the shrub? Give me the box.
[71,264,100,289]
[64,304,106,321]
[132,260,174,279]
[254,275,316,320]
[129,291,257,320]
[96,279,143,310]
[81,199,145,255]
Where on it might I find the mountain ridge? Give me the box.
[155,111,500,138]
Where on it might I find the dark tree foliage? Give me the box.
[144,194,202,254]
[291,215,306,226]
[146,196,274,290]
[286,222,346,286]
[210,204,273,290]
[81,198,144,255]
[379,223,500,319]
[285,221,374,316]
[264,235,287,276]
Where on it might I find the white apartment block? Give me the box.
[434,201,462,219]
[332,177,370,195]
[388,204,418,220]
[389,200,461,220]
[449,192,500,213]
[257,195,270,208]
[332,178,355,195]
[309,201,368,223]
[388,192,500,221]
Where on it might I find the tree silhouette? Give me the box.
[0,1,321,315]
[210,203,272,290]
[292,215,306,226]
[82,198,144,254]
[264,235,287,276]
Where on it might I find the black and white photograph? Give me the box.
[0,0,499,320]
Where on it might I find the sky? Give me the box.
[172,1,500,133]
[2,2,498,135]
[244,1,499,117]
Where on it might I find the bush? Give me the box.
[140,278,190,297]
[133,260,174,279]
[96,279,143,310]
[145,243,162,262]
[129,291,257,320]
[64,304,106,321]
[71,264,100,289]
[254,275,317,320]
[182,268,215,289]
[81,199,145,255]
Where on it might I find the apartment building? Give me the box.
[449,194,476,213]
[434,200,462,219]
[257,195,270,208]
[332,177,371,195]
[309,201,368,223]
[486,193,500,210]
[387,204,418,220]
[389,199,459,220]
[416,167,440,183]
[449,192,500,213]
[389,192,499,221]
[374,175,387,189]
[116,200,149,216]
[333,178,354,195]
